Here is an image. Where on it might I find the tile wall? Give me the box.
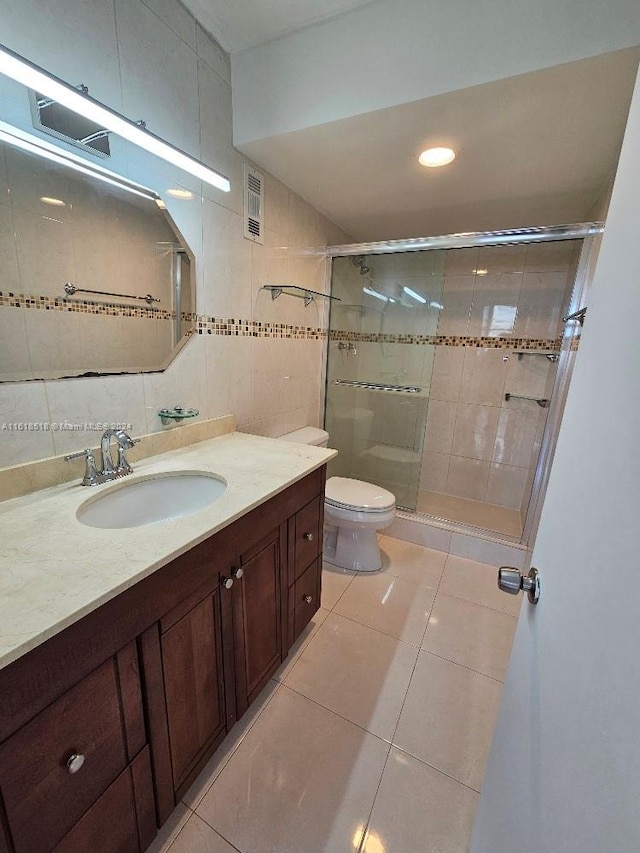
[420,241,580,513]
[0,0,351,470]
[326,240,581,518]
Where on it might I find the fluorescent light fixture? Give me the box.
[166,188,194,200]
[0,119,159,201]
[0,42,230,192]
[363,286,388,302]
[403,286,426,304]
[474,268,488,276]
[40,196,66,206]
[429,300,444,310]
[418,146,456,168]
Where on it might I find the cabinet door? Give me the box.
[233,525,286,716]
[160,586,227,793]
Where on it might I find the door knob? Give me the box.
[498,566,540,604]
[221,576,234,590]
[231,567,244,580]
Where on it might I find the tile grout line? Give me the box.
[357,557,449,852]
[178,810,245,853]
[390,742,484,796]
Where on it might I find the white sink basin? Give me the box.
[77,471,227,529]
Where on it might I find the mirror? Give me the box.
[0,131,195,382]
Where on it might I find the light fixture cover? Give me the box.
[0,42,230,192]
[418,147,456,167]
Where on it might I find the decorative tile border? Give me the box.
[0,291,328,340]
[0,291,568,348]
[329,329,562,350]
[0,290,179,321]
[196,318,328,339]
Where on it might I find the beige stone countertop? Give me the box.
[0,432,337,671]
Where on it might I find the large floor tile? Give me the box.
[284,612,419,740]
[393,651,502,791]
[362,747,478,853]
[169,813,237,853]
[182,680,279,809]
[422,593,517,681]
[378,535,446,588]
[196,685,389,853]
[273,606,329,682]
[321,563,357,609]
[334,573,436,646]
[146,803,191,853]
[440,553,522,616]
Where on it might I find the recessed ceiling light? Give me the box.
[166,188,194,200]
[40,196,66,206]
[418,147,455,168]
[473,268,488,276]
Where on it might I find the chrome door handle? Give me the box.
[498,566,540,604]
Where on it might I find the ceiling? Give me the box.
[181,0,378,52]
[237,48,640,242]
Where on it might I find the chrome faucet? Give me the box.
[65,429,140,486]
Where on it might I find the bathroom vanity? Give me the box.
[0,432,333,853]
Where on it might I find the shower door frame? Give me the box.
[326,221,604,547]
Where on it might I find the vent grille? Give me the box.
[243,165,264,244]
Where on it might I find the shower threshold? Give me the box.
[411,490,523,538]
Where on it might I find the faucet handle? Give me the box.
[65,448,100,486]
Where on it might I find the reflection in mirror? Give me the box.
[0,129,195,383]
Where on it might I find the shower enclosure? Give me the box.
[324,225,601,542]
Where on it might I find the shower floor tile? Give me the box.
[416,489,523,537]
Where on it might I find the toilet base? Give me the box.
[323,523,384,572]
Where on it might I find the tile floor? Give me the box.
[416,489,523,538]
[149,535,520,853]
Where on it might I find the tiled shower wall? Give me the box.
[0,0,351,469]
[326,240,580,515]
[420,241,580,513]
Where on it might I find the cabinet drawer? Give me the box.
[292,496,322,582]
[53,760,141,853]
[293,558,321,641]
[0,659,129,853]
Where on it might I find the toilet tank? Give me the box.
[279,426,329,447]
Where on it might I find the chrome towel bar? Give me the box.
[64,281,160,305]
[505,393,549,408]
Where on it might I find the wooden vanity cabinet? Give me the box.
[0,466,325,853]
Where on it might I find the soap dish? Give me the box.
[158,406,199,426]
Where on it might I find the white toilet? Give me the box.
[279,427,396,572]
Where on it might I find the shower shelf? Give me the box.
[260,285,340,307]
[514,351,559,363]
[505,393,549,408]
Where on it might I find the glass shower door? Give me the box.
[325,250,444,509]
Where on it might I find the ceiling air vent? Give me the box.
[243,164,264,244]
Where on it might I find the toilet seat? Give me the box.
[325,477,395,513]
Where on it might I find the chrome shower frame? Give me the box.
[325,221,604,548]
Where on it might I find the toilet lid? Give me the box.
[325,477,396,512]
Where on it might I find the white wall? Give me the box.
[232,0,640,144]
[0,0,351,470]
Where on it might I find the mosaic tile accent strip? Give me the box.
[0,290,176,321]
[196,318,328,339]
[0,291,329,340]
[329,329,562,350]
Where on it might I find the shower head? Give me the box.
[351,255,371,276]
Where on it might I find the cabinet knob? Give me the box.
[66,753,85,774]
[221,576,234,590]
[303,594,313,604]
[303,532,314,542]
[231,567,244,580]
